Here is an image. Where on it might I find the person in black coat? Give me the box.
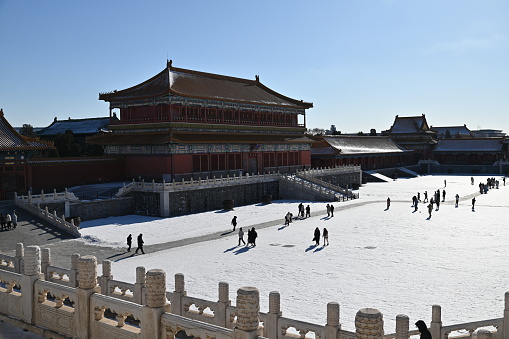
[313,227,320,246]
[127,234,132,252]
[415,320,432,339]
[250,227,257,247]
[135,233,145,254]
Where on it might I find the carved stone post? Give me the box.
[21,246,43,324]
[325,302,341,339]
[14,243,24,274]
[160,191,170,217]
[431,305,442,339]
[396,314,409,339]
[141,269,166,339]
[478,330,492,339]
[41,248,51,280]
[234,287,262,339]
[355,308,384,339]
[504,292,509,339]
[100,260,112,295]
[69,253,80,287]
[215,281,230,327]
[134,266,145,304]
[170,273,186,316]
[266,291,282,339]
[75,255,98,339]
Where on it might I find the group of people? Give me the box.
[0,210,18,231]
[297,203,311,218]
[312,227,329,246]
[325,204,334,217]
[127,233,145,254]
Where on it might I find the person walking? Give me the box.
[423,191,428,202]
[330,204,334,217]
[250,227,258,247]
[386,197,391,210]
[0,213,5,231]
[127,234,132,252]
[11,210,17,229]
[427,203,433,218]
[5,213,11,230]
[313,227,320,246]
[415,320,432,339]
[472,197,476,210]
[322,228,329,246]
[442,190,446,202]
[231,216,237,231]
[455,194,459,207]
[238,227,246,246]
[135,233,145,254]
[326,204,330,217]
[284,212,290,226]
[305,205,311,218]
[435,198,440,211]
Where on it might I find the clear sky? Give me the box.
[1,0,508,133]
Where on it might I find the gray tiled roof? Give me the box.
[317,136,406,155]
[0,111,52,151]
[38,117,110,136]
[431,125,472,137]
[434,139,503,152]
[390,115,429,134]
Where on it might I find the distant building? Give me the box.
[470,129,506,138]
[384,114,437,161]
[430,125,472,139]
[433,138,506,165]
[0,109,53,195]
[90,61,314,180]
[311,135,412,169]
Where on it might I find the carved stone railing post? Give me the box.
[504,292,509,339]
[141,269,166,339]
[170,273,186,316]
[21,245,43,324]
[355,308,384,339]
[215,281,230,327]
[41,248,51,280]
[134,266,145,304]
[234,287,263,339]
[100,260,112,295]
[325,302,341,339]
[69,253,80,287]
[14,243,24,274]
[431,305,442,339]
[266,291,282,339]
[76,255,99,339]
[396,314,409,339]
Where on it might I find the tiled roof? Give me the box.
[431,125,472,137]
[38,117,111,136]
[313,136,406,155]
[99,61,313,109]
[87,131,313,145]
[434,139,503,152]
[0,110,53,151]
[389,115,430,134]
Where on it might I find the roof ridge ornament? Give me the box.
[255,75,259,82]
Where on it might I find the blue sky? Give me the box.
[1,0,508,133]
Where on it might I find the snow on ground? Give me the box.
[74,175,509,332]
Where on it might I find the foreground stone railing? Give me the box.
[13,196,81,237]
[280,175,359,201]
[15,188,79,205]
[0,244,508,339]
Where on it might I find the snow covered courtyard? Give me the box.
[74,174,509,332]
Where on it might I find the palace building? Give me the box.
[90,61,313,180]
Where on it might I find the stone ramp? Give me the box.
[364,171,393,182]
[397,167,420,177]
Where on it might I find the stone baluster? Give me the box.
[28,191,32,204]
[76,255,98,339]
[431,305,442,339]
[234,287,262,339]
[141,269,166,339]
[396,314,409,339]
[21,246,43,324]
[478,329,492,339]
[355,308,384,339]
[134,266,145,304]
[325,302,341,339]
[44,206,49,217]
[41,248,51,280]
[170,273,186,315]
[41,189,45,201]
[266,291,282,339]
[53,188,57,200]
[504,292,509,339]
[100,260,112,295]
[69,253,80,287]
[215,281,230,327]
[14,243,24,274]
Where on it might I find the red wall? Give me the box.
[300,150,311,165]
[124,155,171,179]
[173,154,192,174]
[29,158,125,191]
